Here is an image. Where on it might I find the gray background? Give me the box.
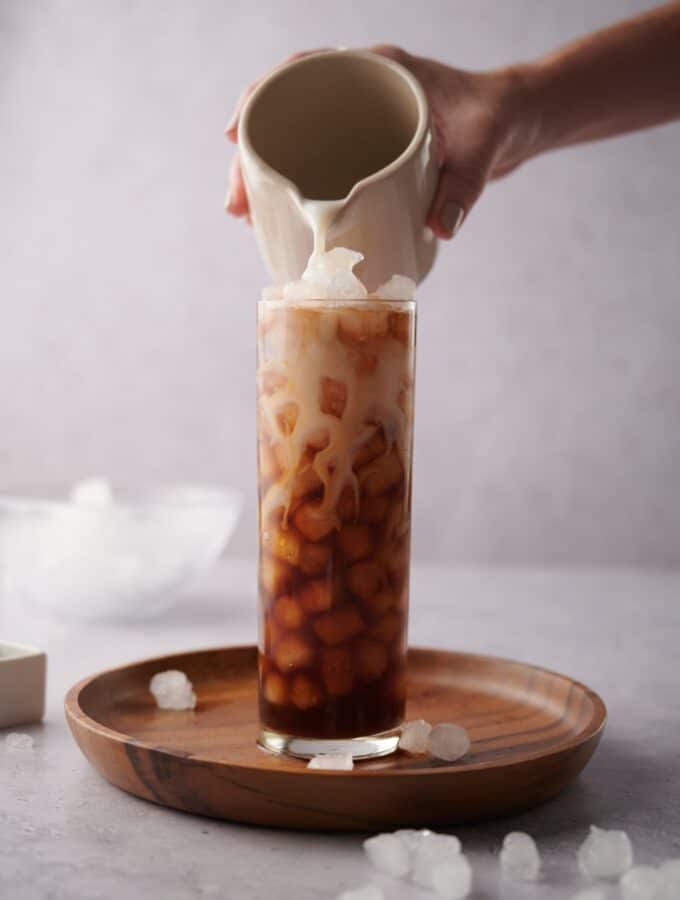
[1,0,679,567]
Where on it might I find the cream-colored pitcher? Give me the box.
[238,49,438,291]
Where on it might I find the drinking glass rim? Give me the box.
[257,297,415,311]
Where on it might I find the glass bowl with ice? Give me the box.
[0,479,242,622]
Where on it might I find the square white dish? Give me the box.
[0,642,46,728]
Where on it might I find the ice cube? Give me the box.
[398,719,432,755]
[327,269,368,300]
[306,752,354,770]
[620,866,662,900]
[428,723,470,762]
[430,854,472,899]
[335,885,384,900]
[374,275,416,301]
[283,279,318,302]
[69,478,114,507]
[567,889,608,900]
[394,828,432,854]
[363,833,410,878]
[5,732,35,751]
[294,247,368,301]
[412,832,462,887]
[499,832,541,882]
[577,825,633,879]
[149,670,197,710]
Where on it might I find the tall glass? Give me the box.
[256,297,415,759]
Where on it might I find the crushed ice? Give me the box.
[398,719,431,754]
[149,670,197,710]
[307,752,354,770]
[5,732,35,751]
[398,719,470,761]
[269,247,415,303]
[578,825,633,879]
[500,832,541,882]
[363,834,410,878]
[364,829,470,898]
[428,723,470,762]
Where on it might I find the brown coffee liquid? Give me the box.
[256,300,414,739]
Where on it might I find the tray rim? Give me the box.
[64,644,607,778]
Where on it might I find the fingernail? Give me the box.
[440,202,464,238]
[225,112,238,136]
[225,183,234,212]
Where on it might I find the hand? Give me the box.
[225,47,530,240]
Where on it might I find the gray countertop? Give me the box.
[1,560,679,899]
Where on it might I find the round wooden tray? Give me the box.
[65,645,606,831]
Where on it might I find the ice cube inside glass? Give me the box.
[256,296,415,759]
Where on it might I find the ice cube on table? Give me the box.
[306,752,353,770]
[428,723,470,762]
[568,889,608,900]
[394,828,432,854]
[430,854,472,900]
[411,833,462,887]
[335,885,384,900]
[500,832,541,882]
[363,833,410,878]
[5,732,34,751]
[398,719,432,754]
[577,825,634,879]
[149,670,196,710]
[620,866,662,900]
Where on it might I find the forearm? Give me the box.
[506,3,680,166]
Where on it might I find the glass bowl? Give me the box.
[0,482,242,623]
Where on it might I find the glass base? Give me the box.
[258,727,400,760]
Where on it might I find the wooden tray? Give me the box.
[65,645,606,831]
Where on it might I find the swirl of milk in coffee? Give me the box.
[258,247,415,533]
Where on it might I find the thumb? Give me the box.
[426,164,485,240]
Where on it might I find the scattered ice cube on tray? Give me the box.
[430,854,472,900]
[411,832,462,887]
[335,885,384,900]
[428,723,470,762]
[306,752,353,770]
[577,825,633,879]
[568,889,608,900]
[500,832,541,882]
[5,732,35,751]
[149,670,197,710]
[620,865,662,900]
[398,719,432,754]
[363,833,410,878]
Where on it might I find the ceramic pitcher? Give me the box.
[238,49,438,291]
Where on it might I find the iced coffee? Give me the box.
[256,263,415,759]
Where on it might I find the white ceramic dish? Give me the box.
[0,641,46,728]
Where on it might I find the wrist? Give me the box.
[489,60,550,174]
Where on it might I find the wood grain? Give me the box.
[64,645,606,831]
